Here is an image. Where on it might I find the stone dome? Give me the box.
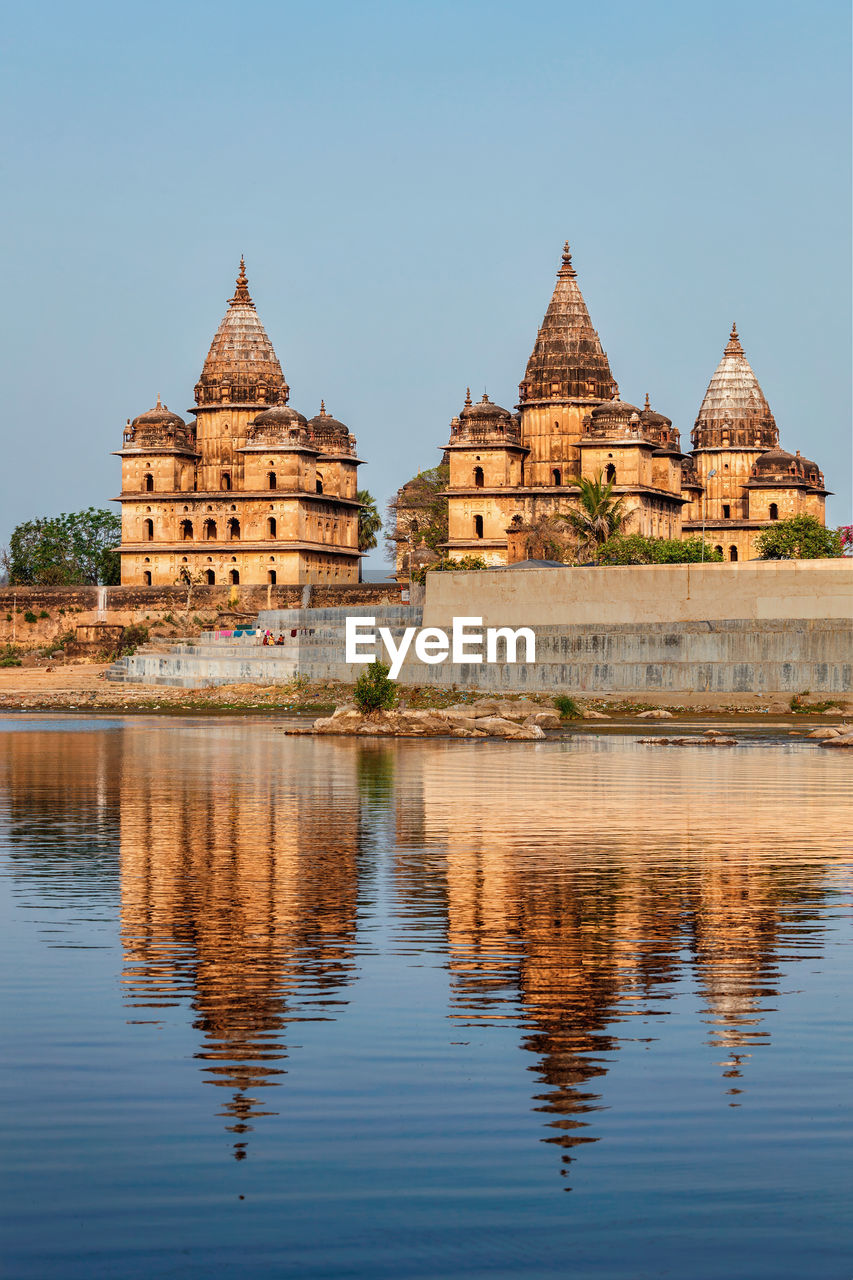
[307,402,350,437]
[589,398,643,422]
[250,404,308,430]
[459,390,512,423]
[750,448,824,486]
[131,395,186,431]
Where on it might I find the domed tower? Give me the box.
[576,394,685,539]
[114,397,199,584]
[444,389,528,563]
[683,324,828,560]
[192,257,289,493]
[518,241,617,487]
[116,260,364,587]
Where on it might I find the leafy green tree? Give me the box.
[357,490,382,552]
[386,462,450,570]
[755,515,842,560]
[598,534,723,564]
[556,474,626,562]
[8,508,122,585]
[353,660,397,713]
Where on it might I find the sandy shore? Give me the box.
[0,661,849,721]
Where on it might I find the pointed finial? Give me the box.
[465,387,472,406]
[725,321,743,355]
[156,392,162,408]
[481,391,490,404]
[644,392,650,411]
[320,399,326,414]
[229,255,254,306]
[559,239,577,278]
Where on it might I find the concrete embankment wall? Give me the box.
[421,560,853,628]
[107,561,852,694]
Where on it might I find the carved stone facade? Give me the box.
[396,242,829,574]
[441,243,687,567]
[681,325,827,561]
[116,261,362,586]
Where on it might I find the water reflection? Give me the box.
[117,728,365,1158]
[391,738,851,1181]
[1,721,850,1183]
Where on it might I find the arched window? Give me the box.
[473,466,484,488]
[316,476,324,494]
[605,463,616,483]
[267,516,277,538]
[729,546,738,562]
[227,518,240,541]
[203,518,216,540]
[143,571,152,586]
[220,472,232,491]
[474,514,484,539]
[552,468,561,486]
[769,503,778,521]
[144,472,154,492]
[715,545,723,557]
[268,570,277,585]
[143,518,154,541]
[204,569,215,585]
[268,471,277,490]
[229,569,240,584]
[180,519,193,541]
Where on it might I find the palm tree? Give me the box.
[556,473,626,563]
[357,490,382,581]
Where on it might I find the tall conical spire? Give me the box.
[692,323,777,450]
[195,261,287,407]
[519,240,614,403]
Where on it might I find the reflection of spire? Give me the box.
[118,726,361,1158]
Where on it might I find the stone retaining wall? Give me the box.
[0,582,403,648]
[109,609,851,695]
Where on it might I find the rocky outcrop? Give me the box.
[309,702,549,739]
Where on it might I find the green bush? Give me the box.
[162,612,176,625]
[119,623,149,654]
[23,611,37,624]
[55,630,76,649]
[1,644,22,667]
[353,660,397,713]
[38,610,50,619]
[598,534,723,565]
[756,515,842,560]
[554,694,582,720]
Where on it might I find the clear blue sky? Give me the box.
[1,0,850,565]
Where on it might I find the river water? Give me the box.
[0,717,850,1279]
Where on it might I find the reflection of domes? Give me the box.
[250,404,308,430]
[131,395,186,431]
[459,390,512,423]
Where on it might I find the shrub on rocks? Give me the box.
[353,661,397,713]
